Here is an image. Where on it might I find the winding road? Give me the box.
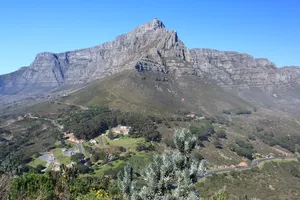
[201,156,300,179]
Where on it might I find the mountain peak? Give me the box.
[130,18,165,35]
[150,18,165,29]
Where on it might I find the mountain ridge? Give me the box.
[1,18,300,114]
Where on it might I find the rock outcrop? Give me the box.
[190,48,300,90]
[0,18,189,99]
[0,18,300,111]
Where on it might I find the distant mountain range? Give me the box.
[1,18,300,115]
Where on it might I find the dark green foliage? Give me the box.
[136,141,155,152]
[164,139,176,149]
[214,115,229,125]
[258,132,300,152]
[9,169,115,200]
[235,109,252,115]
[222,110,231,115]
[0,128,11,135]
[107,129,114,140]
[190,121,215,141]
[36,164,46,173]
[63,107,161,141]
[256,126,264,132]
[248,135,256,141]
[234,147,253,159]
[9,172,54,200]
[216,130,227,139]
[0,120,60,170]
[213,139,222,149]
[68,175,111,198]
[230,139,254,159]
[71,153,85,163]
[0,155,31,175]
[76,164,93,174]
[90,149,107,162]
[191,151,204,162]
[236,139,253,150]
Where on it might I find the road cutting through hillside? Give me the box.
[200,156,299,180]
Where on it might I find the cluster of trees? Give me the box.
[229,139,254,159]
[117,129,207,199]
[258,132,300,152]
[63,107,162,141]
[136,141,155,152]
[5,128,255,200]
[223,109,252,115]
[8,166,120,200]
[190,122,215,142]
[235,109,252,115]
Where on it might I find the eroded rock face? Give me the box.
[0,18,190,98]
[190,48,300,90]
[0,18,299,109]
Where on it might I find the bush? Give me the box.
[63,107,162,141]
[216,130,227,139]
[248,135,256,141]
[91,150,106,162]
[223,110,231,115]
[235,109,252,115]
[136,142,155,152]
[213,139,222,149]
[71,153,85,163]
[191,151,204,162]
[165,139,176,149]
[36,164,46,173]
[76,164,93,174]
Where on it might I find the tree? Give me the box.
[118,129,206,199]
[117,166,135,199]
[108,130,114,140]
[71,153,85,163]
[91,150,106,162]
[174,129,197,155]
[36,164,46,173]
[76,164,92,174]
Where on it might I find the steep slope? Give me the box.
[0,18,190,102]
[60,69,255,116]
[1,18,300,116]
[190,49,300,115]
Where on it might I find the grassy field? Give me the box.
[196,160,300,200]
[28,158,47,168]
[105,136,145,150]
[51,148,71,164]
[93,160,126,176]
[92,152,152,177]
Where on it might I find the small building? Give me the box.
[89,139,97,145]
[111,125,132,135]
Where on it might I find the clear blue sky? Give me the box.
[1,0,299,75]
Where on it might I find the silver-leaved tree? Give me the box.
[118,129,207,200]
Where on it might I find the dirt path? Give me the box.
[99,135,105,148]
[26,113,64,130]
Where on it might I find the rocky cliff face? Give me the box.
[190,48,300,90]
[0,18,189,99]
[1,18,300,110]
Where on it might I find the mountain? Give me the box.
[1,18,300,115]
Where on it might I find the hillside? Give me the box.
[1,18,300,199]
[1,18,300,116]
